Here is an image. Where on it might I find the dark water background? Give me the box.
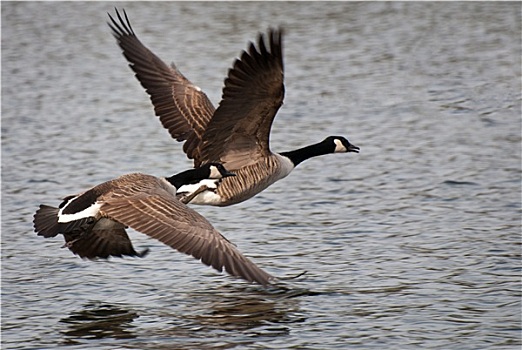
[2,2,520,349]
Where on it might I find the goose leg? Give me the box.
[180,185,210,204]
[62,231,86,248]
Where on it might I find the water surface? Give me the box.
[2,2,521,349]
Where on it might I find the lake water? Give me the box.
[2,2,520,349]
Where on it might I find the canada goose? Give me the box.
[33,164,273,286]
[108,9,360,206]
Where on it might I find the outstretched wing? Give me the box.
[108,9,215,161]
[200,28,285,170]
[100,189,273,285]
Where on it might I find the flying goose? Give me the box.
[108,9,360,206]
[33,164,273,286]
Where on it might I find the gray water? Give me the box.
[2,2,520,349]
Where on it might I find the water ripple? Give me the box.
[2,2,520,349]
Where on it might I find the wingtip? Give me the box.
[108,7,134,37]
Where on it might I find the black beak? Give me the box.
[223,170,236,177]
[348,144,360,153]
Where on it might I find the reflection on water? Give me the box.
[2,1,520,349]
[59,286,310,349]
[60,302,139,344]
[187,286,305,333]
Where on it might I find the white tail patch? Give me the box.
[58,201,102,223]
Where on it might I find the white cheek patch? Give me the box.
[58,202,102,223]
[334,139,348,153]
[209,166,221,179]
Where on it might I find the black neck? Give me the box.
[166,168,206,189]
[280,141,333,167]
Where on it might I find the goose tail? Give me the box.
[33,204,61,238]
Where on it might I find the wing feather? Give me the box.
[100,190,273,285]
[108,9,215,161]
[109,9,284,169]
[200,28,285,169]
[62,223,146,259]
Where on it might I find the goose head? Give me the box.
[325,136,360,153]
[206,163,237,179]
[167,163,235,189]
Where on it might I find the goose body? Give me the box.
[33,165,273,286]
[178,153,295,206]
[109,9,359,206]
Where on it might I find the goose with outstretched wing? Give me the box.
[108,9,359,206]
[34,164,273,286]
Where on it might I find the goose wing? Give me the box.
[63,220,148,260]
[108,9,215,161]
[99,189,273,285]
[33,203,147,259]
[199,28,284,169]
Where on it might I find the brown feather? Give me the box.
[108,9,215,161]
[34,172,272,285]
[200,28,284,167]
[108,10,283,170]
[99,178,273,285]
